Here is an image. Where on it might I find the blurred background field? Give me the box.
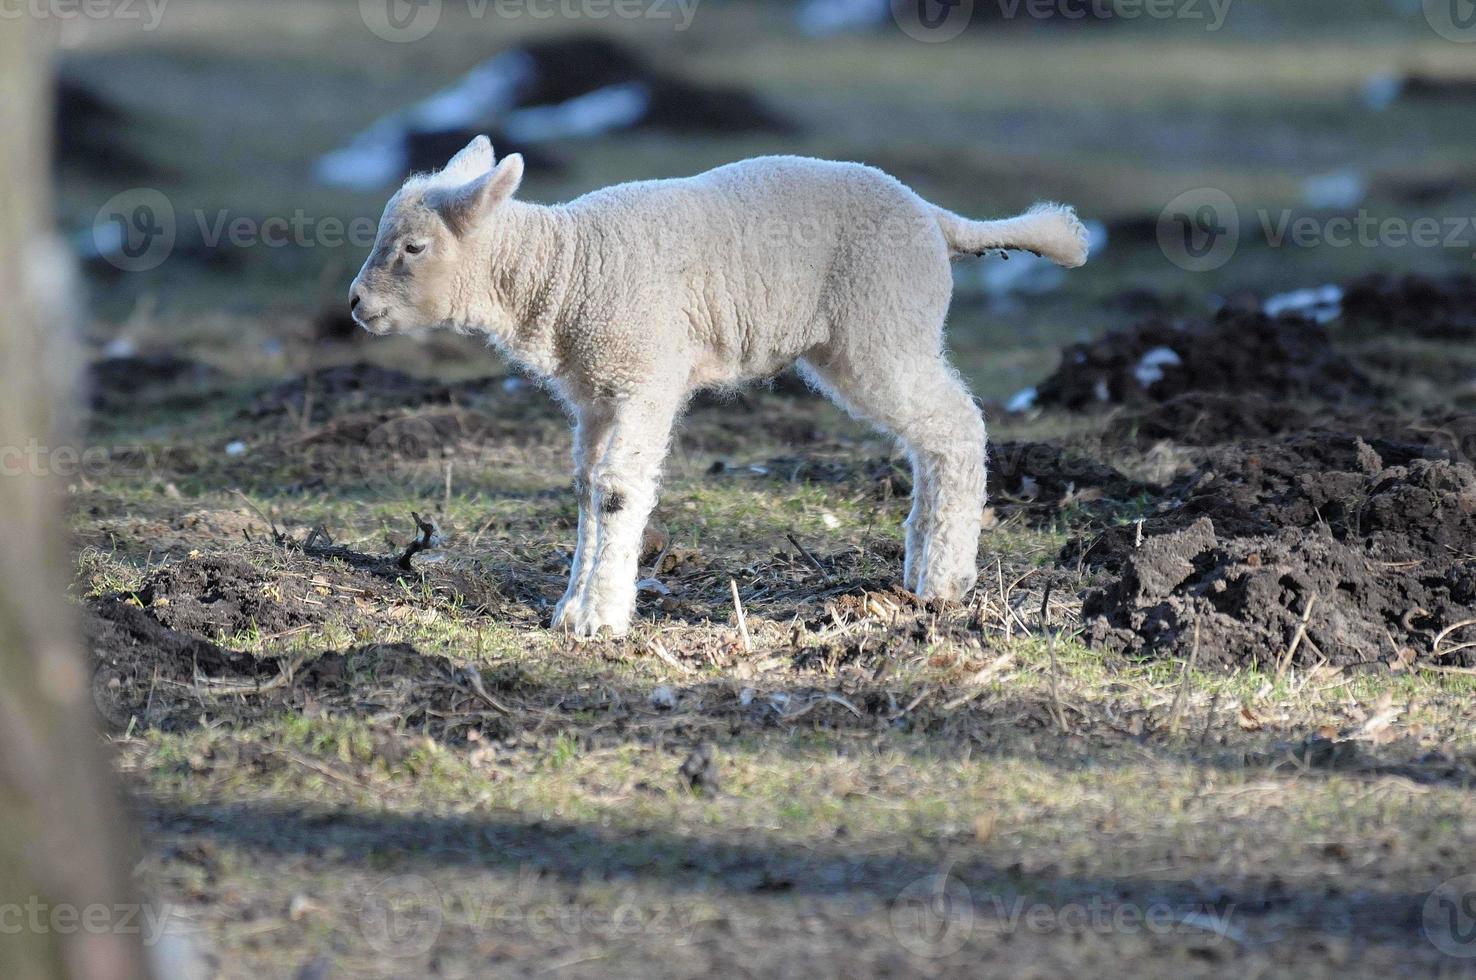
[59,0,1476,396]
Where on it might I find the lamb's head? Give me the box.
[349,135,524,335]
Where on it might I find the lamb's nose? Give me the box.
[349,291,362,314]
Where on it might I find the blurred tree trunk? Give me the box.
[0,17,157,980]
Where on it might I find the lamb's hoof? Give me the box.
[913,569,978,605]
[558,601,632,639]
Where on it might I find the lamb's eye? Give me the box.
[404,242,426,255]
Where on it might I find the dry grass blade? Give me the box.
[731,578,753,654]
[1276,593,1318,682]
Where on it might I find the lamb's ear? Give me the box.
[439,135,494,185]
[428,153,524,235]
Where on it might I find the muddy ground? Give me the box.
[72,272,1476,977]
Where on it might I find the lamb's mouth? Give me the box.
[354,310,389,333]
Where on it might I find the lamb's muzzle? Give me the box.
[355,135,1090,637]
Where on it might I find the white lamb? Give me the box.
[350,136,1089,637]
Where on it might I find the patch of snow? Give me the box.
[1264,284,1343,324]
[103,337,136,358]
[502,82,650,143]
[1302,170,1367,210]
[224,440,247,457]
[797,0,888,36]
[1134,346,1183,388]
[314,51,534,189]
[1362,71,1404,111]
[1005,386,1038,414]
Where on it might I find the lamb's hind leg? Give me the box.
[552,400,616,630]
[800,354,986,602]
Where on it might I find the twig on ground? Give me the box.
[785,531,831,583]
[231,488,284,544]
[398,511,442,571]
[1042,585,1068,734]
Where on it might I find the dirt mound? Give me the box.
[86,597,500,736]
[515,36,794,134]
[89,354,218,410]
[245,363,505,423]
[1101,393,1476,453]
[1341,273,1476,341]
[1077,435,1476,669]
[1033,310,1374,411]
[131,553,385,638]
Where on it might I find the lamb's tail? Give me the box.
[933,202,1090,268]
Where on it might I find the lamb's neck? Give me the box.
[459,200,576,378]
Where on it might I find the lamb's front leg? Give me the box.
[565,386,682,638]
[552,400,615,629]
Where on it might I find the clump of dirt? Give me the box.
[1033,310,1374,411]
[1341,273,1476,341]
[1076,435,1476,669]
[130,552,387,638]
[990,440,1150,509]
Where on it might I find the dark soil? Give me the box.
[89,354,219,410]
[1033,309,1374,411]
[1075,434,1476,669]
[244,363,507,424]
[1102,392,1472,452]
[1340,272,1476,341]
[85,594,499,738]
